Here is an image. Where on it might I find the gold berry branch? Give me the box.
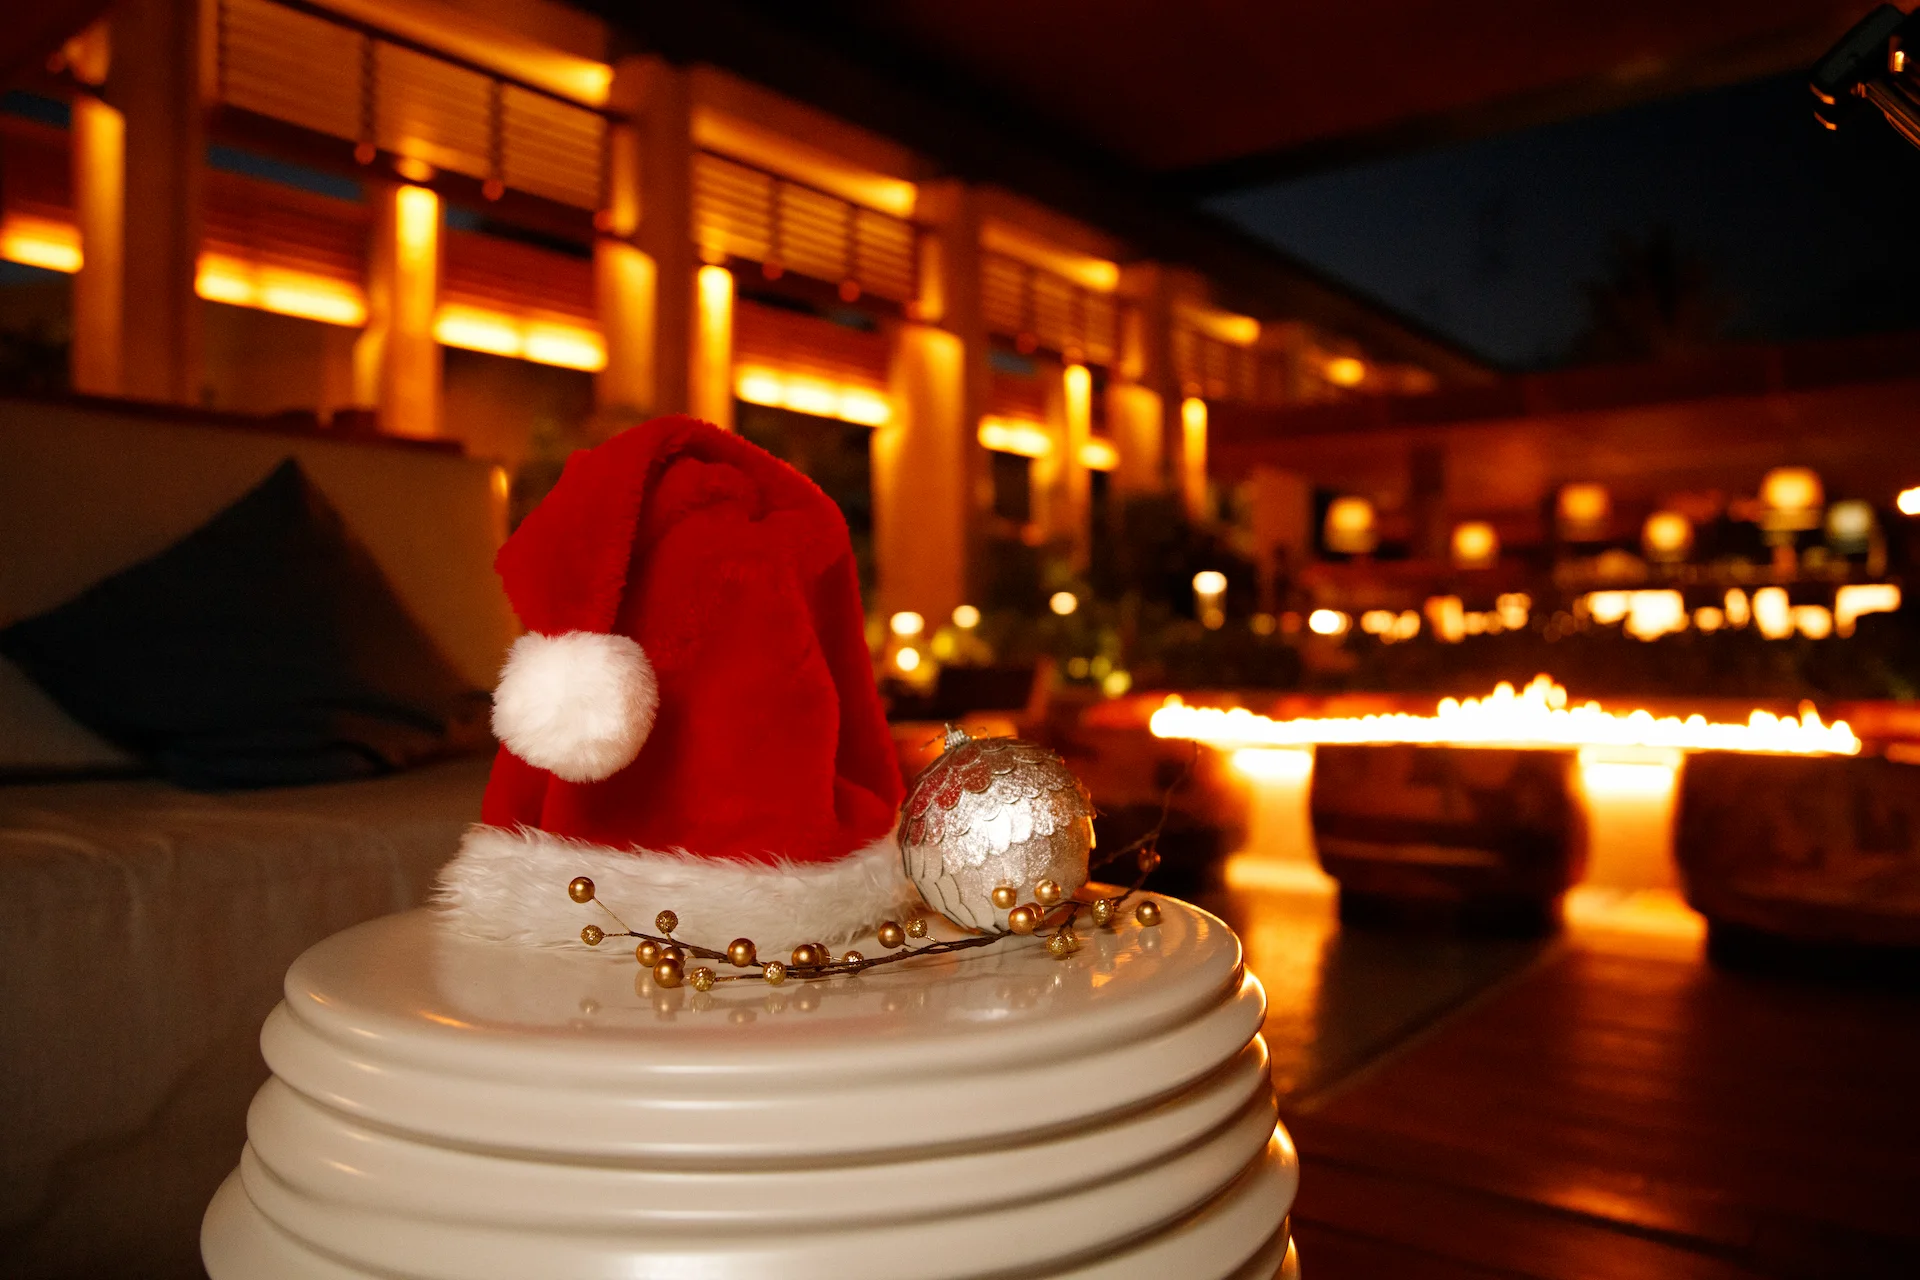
[567,852,1163,992]
[565,749,1189,992]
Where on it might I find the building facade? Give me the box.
[1,0,1455,627]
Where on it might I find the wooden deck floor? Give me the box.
[1279,933,1920,1279]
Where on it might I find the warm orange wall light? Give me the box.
[432,304,521,357]
[1063,361,1094,478]
[1063,363,1093,424]
[978,417,1053,458]
[1180,396,1208,517]
[980,220,1119,292]
[692,264,736,429]
[735,366,890,426]
[392,183,439,333]
[1323,494,1377,554]
[1324,356,1367,387]
[196,253,368,326]
[0,215,83,273]
[694,109,918,218]
[1451,520,1499,568]
[432,303,607,371]
[1179,303,1260,347]
[523,322,607,372]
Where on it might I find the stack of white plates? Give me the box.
[203,895,1299,1278]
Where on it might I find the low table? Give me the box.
[203,897,1299,1278]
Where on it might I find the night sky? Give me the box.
[1206,72,1920,371]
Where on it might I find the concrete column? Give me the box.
[1179,395,1209,521]
[907,179,990,607]
[1058,362,1093,566]
[1109,272,1164,496]
[356,184,441,438]
[1032,365,1066,540]
[1123,262,1181,495]
[109,0,203,403]
[878,324,969,622]
[594,118,657,417]
[621,57,694,417]
[690,265,734,429]
[70,91,124,396]
[1107,383,1163,497]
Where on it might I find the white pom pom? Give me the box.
[491,631,657,783]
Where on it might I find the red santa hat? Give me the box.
[435,416,910,950]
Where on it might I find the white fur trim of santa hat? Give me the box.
[432,825,918,952]
[491,630,657,784]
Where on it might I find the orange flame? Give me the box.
[1150,675,1860,756]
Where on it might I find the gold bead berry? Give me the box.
[906,917,929,938]
[1135,900,1162,927]
[655,910,678,935]
[580,925,605,946]
[990,885,1018,910]
[763,961,788,986]
[568,876,596,904]
[1007,905,1040,935]
[1046,932,1073,959]
[1090,898,1116,928]
[842,950,865,966]
[690,967,716,992]
[635,939,662,966]
[727,938,758,967]
[653,957,684,989]
[791,943,824,968]
[1034,879,1063,907]
[876,921,906,949]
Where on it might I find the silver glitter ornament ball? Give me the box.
[900,725,1095,931]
